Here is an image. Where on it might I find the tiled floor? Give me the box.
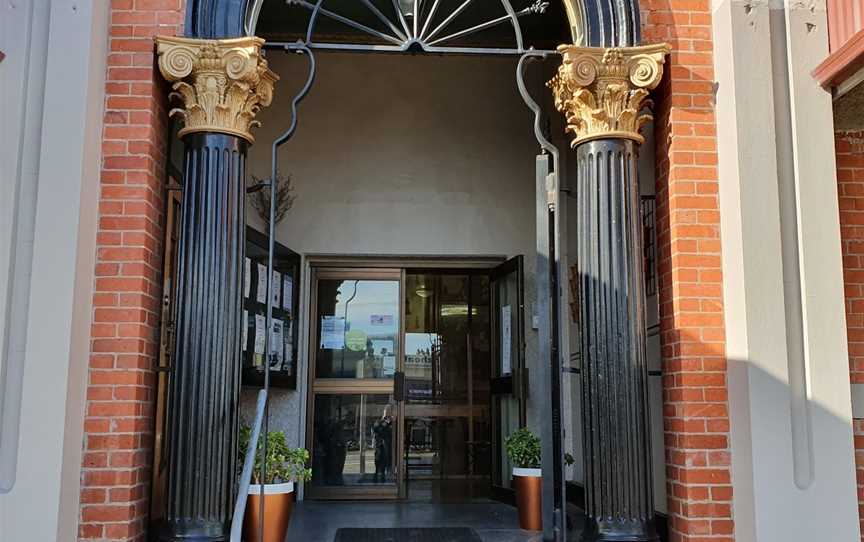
[286,501,551,542]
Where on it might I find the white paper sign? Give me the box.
[320,316,346,349]
[256,263,267,303]
[501,305,512,375]
[244,258,251,298]
[370,314,394,326]
[282,276,293,311]
[242,309,248,351]
[271,318,284,365]
[272,270,281,307]
[254,314,266,355]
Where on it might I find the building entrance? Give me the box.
[306,260,523,503]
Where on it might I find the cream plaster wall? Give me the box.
[714,0,860,539]
[242,51,551,460]
[0,0,107,540]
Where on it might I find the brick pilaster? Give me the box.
[643,1,735,540]
[836,130,864,541]
[78,0,184,540]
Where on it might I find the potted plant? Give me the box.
[239,426,312,542]
[505,427,542,531]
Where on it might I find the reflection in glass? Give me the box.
[311,394,397,487]
[315,280,400,379]
[403,272,491,502]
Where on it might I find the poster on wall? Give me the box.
[501,305,512,375]
[242,309,248,351]
[283,275,293,312]
[272,270,281,307]
[320,316,346,350]
[256,263,267,303]
[271,318,284,366]
[254,314,266,356]
[244,258,251,298]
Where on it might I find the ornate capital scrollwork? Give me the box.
[547,43,670,147]
[155,36,278,143]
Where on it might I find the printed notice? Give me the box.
[242,309,248,351]
[272,270,281,307]
[282,276,293,311]
[320,316,346,350]
[370,314,394,326]
[244,258,251,298]
[254,314,266,356]
[256,263,267,303]
[501,305,512,375]
[271,318,284,366]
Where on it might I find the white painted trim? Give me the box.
[248,482,294,495]
[513,468,541,477]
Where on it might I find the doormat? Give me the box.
[333,527,483,542]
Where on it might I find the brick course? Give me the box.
[78,0,184,540]
[643,0,735,540]
[836,130,864,540]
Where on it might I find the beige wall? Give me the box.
[242,51,550,457]
[0,0,107,540]
[714,0,860,539]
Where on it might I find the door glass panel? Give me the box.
[490,257,524,494]
[494,395,520,489]
[315,279,400,379]
[311,393,398,488]
[403,272,491,502]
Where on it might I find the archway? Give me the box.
[152,2,670,542]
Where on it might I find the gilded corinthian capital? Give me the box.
[547,43,670,147]
[155,36,278,143]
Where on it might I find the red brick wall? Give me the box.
[78,1,184,540]
[643,1,735,540]
[836,130,864,540]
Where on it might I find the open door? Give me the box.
[490,256,525,503]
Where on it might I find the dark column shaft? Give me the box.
[576,139,656,541]
[161,132,246,541]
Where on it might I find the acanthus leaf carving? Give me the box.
[547,43,670,147]
[155,36,279,144]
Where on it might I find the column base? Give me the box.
[581,517,659,542]
[155,519,228,542]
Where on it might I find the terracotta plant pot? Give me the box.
[243,482,295,542]
[513,468,542,531]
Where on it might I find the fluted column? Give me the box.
[548,44,669,542]
[154,36,277,541]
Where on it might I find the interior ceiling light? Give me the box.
[415,286,433,298]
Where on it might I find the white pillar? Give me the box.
[714,0,860,539]
[0,1,108,539]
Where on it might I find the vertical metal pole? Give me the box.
[536,154,565,542]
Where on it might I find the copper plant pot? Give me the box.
[243,484,295,542]
[513,470,542,531]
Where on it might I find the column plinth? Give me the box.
[548,44,669,542]
[154,36,277,541]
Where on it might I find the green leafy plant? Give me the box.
[564,452,575,467]
[504,427,541,469]
[239,426,312,485]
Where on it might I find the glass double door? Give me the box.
[306,262,523,501]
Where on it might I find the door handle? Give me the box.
[394,371,406,402]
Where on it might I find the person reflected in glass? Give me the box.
[372,403,394,483]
